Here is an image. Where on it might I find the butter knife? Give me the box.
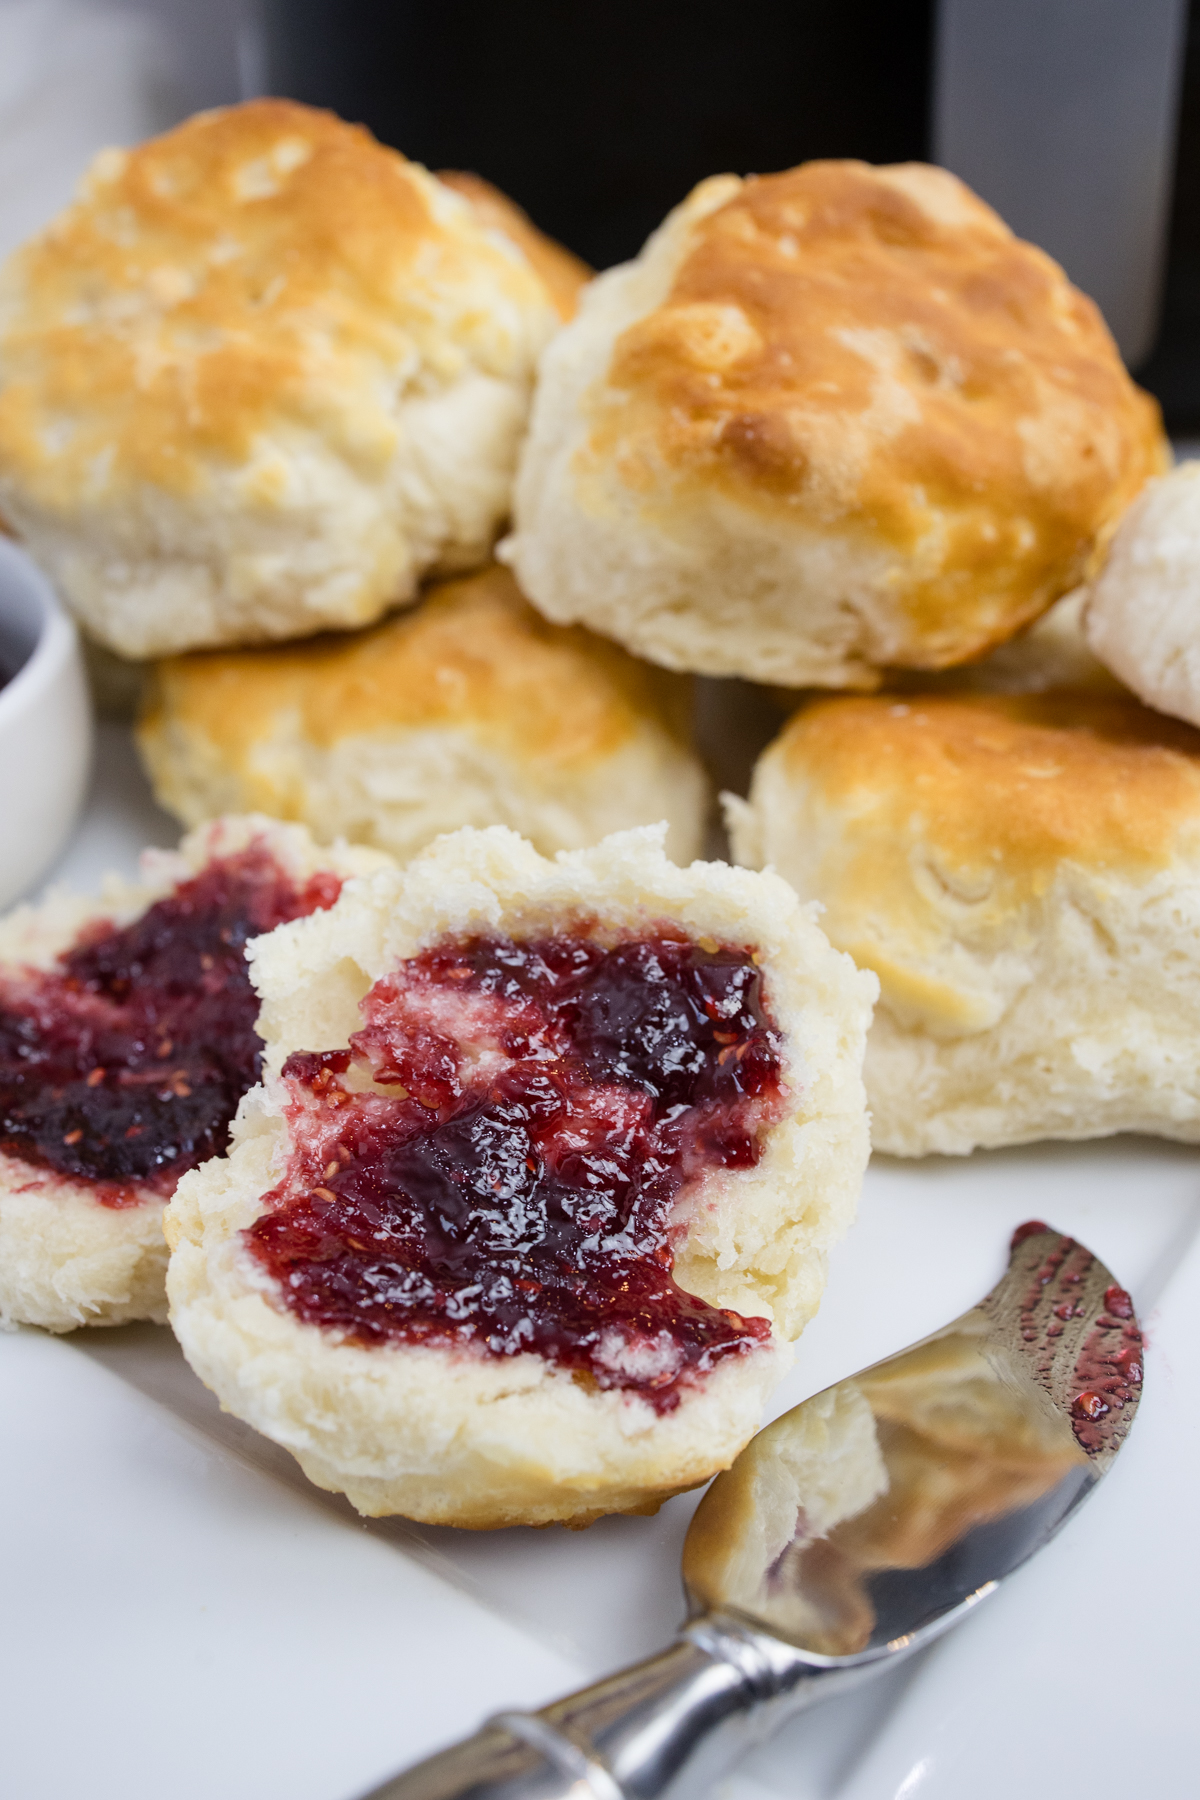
[358,1221,1143,1800]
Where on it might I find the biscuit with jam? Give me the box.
[0,817,387,1330]
[164,825,875,1527]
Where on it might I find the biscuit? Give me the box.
[728,691,1200,1155]
[0,816,387,1331]
[885,588,1119,698]
[0,100,560,659]
[136,563,708,867]
[436,171,590,322]
[506,161,1165,689]
[1085,461,1200,727]
[164,825,876,1527]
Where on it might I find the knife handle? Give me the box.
[356,1614,887,1800]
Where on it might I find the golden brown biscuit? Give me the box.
[508,161,1166,688]
[437,170,590,321]
[728,690,1200,1153]
[165,825,876,1527]
[0,101,560,659]
[136,563,708,866]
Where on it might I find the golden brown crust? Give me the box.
[780,689,1200,887]
[437,170,590,320]
[139,563,691,776]
[0,99,551,511]
[732,687,1200,1152]
[590,161,1166,669]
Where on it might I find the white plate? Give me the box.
[2,726,1198,1800]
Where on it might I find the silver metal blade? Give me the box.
[682,1222,1143,1658]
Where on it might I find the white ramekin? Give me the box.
[0,538,93,909]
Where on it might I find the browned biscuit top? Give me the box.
[0,100,551,508]
[783,689,1200,885]
[596,162,1165,665]
[140,563,691,772]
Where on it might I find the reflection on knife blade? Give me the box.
[362,1223,1143,1800]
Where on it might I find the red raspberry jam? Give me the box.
[0,844,342,1204]
[249,932,787,1411]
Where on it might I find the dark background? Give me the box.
[1135,1,1200,427]
[264,0,1200,429]
[262,0,934,272]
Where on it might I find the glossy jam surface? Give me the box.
[1010,1225,1144,1457]
[0,845,341,1202]
[249,932,786,1409]
[1069,1283,1143,1455]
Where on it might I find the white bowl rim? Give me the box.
[0,536,78,731]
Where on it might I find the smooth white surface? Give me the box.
[0,1325,576,1800]
[2,731,1198,1800]
[0,536,92,907]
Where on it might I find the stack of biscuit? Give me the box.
[0,98,1189,1526]
[0,117,1185,1157]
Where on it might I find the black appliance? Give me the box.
[261,0,1200,428]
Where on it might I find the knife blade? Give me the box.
[358,1222,1143,1800]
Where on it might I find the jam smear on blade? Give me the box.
[0,845,342,1203]
[1006,1226,1144,1455]
[249,932,786,1411]
[1070,1302,1144,1454]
